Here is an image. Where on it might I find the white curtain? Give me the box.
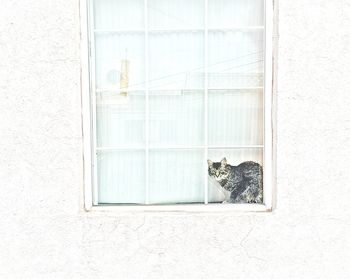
[93,0,265,204]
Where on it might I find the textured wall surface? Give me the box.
[1,0,350,278]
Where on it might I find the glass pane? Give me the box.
[208,89,263,146]
[208,30,264,88]
[149,32,204,89]
[207,148,263,203]
[94,0,144,30]
[95,33,145,90]
[148,0,204,30]
[149,150,204,204]
[96,92,145,147]
[92,0,266,205]
[149,90,204,146]
[97,150,145,203]
[208,0,264,28]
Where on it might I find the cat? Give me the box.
[207,158,263,204]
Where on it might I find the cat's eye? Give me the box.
[82,0,273,211]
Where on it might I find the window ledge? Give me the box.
[85,203,271,213]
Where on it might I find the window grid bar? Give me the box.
[204,0,209,205]
[144,0,150,205]
[96,145,264,151]
[95,87,264,93]
[93,26,265,33]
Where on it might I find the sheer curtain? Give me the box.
[92,0,264,204]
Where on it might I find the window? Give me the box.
[81,0,273,210]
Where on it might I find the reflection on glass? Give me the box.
[149,32,204,89]
[208,30,264,89]
[95,33,145,89]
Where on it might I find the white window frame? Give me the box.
[80,0,275,212]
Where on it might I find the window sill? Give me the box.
[85,203,271,213]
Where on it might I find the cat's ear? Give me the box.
[221,157,227,166]
[207,159,213,167]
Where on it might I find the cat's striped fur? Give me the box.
[208,158,263,203]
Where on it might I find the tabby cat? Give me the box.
[207,158,263,203]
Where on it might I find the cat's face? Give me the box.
[207,158,229,182]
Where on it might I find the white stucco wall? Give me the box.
[1,0,350,278]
